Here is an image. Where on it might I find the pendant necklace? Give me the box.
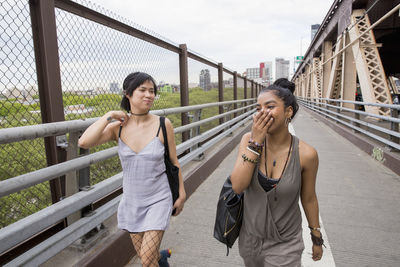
[265,134,293,201]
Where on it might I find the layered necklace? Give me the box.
[264,134,293,201]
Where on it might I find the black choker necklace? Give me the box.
[131,111,149,116]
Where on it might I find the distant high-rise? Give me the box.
[275,58,290,80]
[246,68,260,80]
[260,61,272,85]
[311,24,320,41]
[199,69,211,91]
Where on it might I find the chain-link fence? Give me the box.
[0,0,262,231]
[0,0,50,228]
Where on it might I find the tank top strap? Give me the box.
[118,125,123,138]
[156,117,161,137]
[292,135,300,157]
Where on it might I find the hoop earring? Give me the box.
[285,117,292,125]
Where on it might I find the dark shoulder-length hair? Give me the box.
[120,72,157,112]
[259,84,299,119]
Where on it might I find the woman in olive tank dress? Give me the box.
[79,72,186,267]
[231,81,324,267]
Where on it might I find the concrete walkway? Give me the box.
[127,107,400,266]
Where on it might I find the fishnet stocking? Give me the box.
[130,230,164,267]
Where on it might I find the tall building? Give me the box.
[260,61,272,85]
[311,24,320,41]
[246,68,260,80]
[275,58,290,80]
[199,69,211,91]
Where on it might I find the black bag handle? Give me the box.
[160,117,170,158]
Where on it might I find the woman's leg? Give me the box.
[140,230,165,267]
[130,232,144,259]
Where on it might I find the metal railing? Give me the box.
[298,97,400,151]
[0,0,264,229]
[0,99,255,266]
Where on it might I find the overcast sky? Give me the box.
[93,0,334,78]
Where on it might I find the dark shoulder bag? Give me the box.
[213,176,244,255]
[160,116,180,215]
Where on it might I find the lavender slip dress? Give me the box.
[117,121,172,233]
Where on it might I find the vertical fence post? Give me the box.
[233,71,238,118]
[251,81,254,99]
[179,44,189,143]
[390,107,399,150]
[30,0,65,204]
[218,63,224,125]
[244,77,247,112]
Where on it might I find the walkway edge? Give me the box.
[302,107,400,176]
[74,122,252,267]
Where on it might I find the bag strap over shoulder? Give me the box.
[160,116,170,158]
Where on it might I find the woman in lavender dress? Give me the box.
[79,72,186,267]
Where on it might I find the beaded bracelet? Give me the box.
[241,153,259,164]
[248,138,263,149]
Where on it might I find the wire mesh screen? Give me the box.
[0,0,40,127]
[0,0,50,228]
[237,77,245,100]
[55,5,179,185]
[247,80,252,98]
[188,59,219,134]
[55,8,179,121]
[223,72,234,101]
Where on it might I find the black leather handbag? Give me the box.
[160,117,180,215]
[213,176,244,255]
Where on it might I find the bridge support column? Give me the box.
[341,32,357,109]
[348,9,392,116]
[326,34,343,101]
[322,41,333,99]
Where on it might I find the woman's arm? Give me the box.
[231,109,273,194]
[165,118,186,215]
[299,141,323,261]
[78,111,128,149]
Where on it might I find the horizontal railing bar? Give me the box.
[301,103,400,150]
[303,103,400,138]
[179,116,253,166]
[187,51,219,68]
[0,112,254,254]
[0,108,255,197]
[4,195,121,267]
[0,147,118,198]
[0,173,122,255]
[298,99,400,123]
[153,99,255,116]
[0,99,255,144]
[299,97,400,110]
[55,0,180,53]
[176,109,255,154]
[174,104,255,134]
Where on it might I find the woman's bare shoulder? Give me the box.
[299,139,318,162]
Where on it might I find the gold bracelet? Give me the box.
[241,153,259,164]
[308,226,321,232]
